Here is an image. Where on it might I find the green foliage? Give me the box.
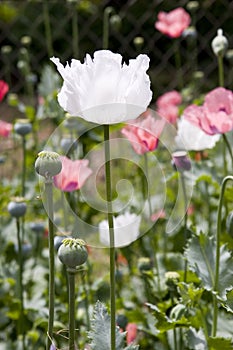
[88,301,139,350]
[185,232,233,298]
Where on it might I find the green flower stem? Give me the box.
[81,270,90,330]
[67,268,76,350]
[180,172,188,282]
[103,124,116,350]
[43,0,53,57]
[103,7,114,49]
[16,218,26,350]
[45,176,55,350]
[222,134,233,170]
[217,54,224,87]
[174,39,183,90]
[212,175,233,337]
[143,153,152,218]
[22,136,26,197]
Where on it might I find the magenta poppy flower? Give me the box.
[53,156,92,192]
[183,87,233,135]
[0,80,9,102]
[0,120,13,137]
[156,90,182,124]
[121,110,165,155]
[155,7,191,38]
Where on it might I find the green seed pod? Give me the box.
[35,151,62,177]
[58,238,88,268]
[226,211,233,237]
[14,119,32,136]
[8,197,27,218]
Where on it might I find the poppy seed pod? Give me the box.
[211,29,228,57]
[14,119,32,136]
[8,197,27,218]
[172,151,191,171]
[58,238,88,268]
[35,151,62,178]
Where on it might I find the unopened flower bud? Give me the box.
[226,49,233,65]
[172,151,191,172]
[58,238,88,268]
[8,197,27,218]
[186,1,199,12]
[182,26,197,41]
[133,36,144,51]
[30,221,45,234]
[21,36,31,46]
[137,257,152,272]
[116,314,128,330]
[110,14,122,31]
[1,45,12,54]
[35,151,62,178]
[14,119,32,136]
[61,137,78,154]
[7,93,19,107]
[211,29,228,57]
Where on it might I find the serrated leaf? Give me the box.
[185,232,233,298]
[208,337,233,349]
[146,303,190,333]
[186,327,207,350]
[88,301,126,350]
[178,282,204,307]
[223,288,233,313]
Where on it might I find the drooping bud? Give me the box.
[211,29,228,57]
[172,150,191,172]
[35,151,62,178]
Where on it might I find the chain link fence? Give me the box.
[0,0,233,99]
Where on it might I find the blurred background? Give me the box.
[0,0,233,99]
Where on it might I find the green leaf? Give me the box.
[146,303,190,333]
[186,327,207,350]
[223,288,233,313]
[185,232,233,298]
[88,301,126,350]
[208,337,233,349]
[178,282,204,307]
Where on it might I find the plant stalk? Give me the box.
[212,175,233,337]
[104,124,116,350]
[67,268,76,350]
[45,176,55,350]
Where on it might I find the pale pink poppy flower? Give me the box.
[0,120,13,137]
[155,7,191,38]
[0,80,9,102]
[121,110,165,155]
[126,323,137,344]
[183,87,233,135]
[53,156,92,192]
[156,90,182,124]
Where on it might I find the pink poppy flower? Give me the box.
[183,87,233,135]
[156,90,182,124]
[121,110,165,155]
[0,120,13,137]
[0,80,9,102]
[53,156,92,192]
[126,323,137,344]
[155,7,191,38]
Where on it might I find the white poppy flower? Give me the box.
[176,117,220,151]
[99,212,141,247]
[50,50,152,124]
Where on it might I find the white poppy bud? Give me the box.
[211,29,228,57]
